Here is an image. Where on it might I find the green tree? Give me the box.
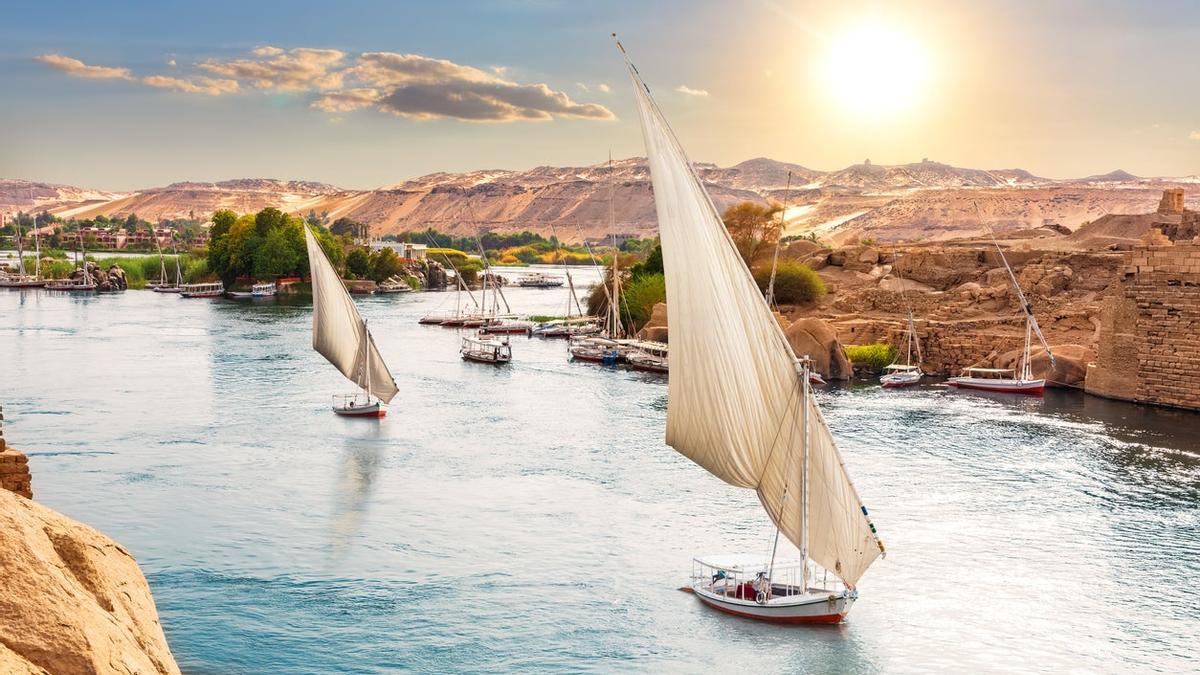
[723,201,782,268]
[622,272,666,330]
[368,248,405,282]
[211,210,237,240]
[254,207,286,237]
[253,227,301,278]
[345,248,370,279]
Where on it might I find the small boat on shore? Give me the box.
[461,332,512,364]
[626,349,668,374]
[618,35,883,624]
[227,282,277,299]
[569,336,621,364]
[305,225,398,417]
[180,282,225,298]
[880,253,925,388]
[516,272,563,288]
[480,319,535,335]
[44,275,96,293]
[0,215,47,288]
[532,318,602,339]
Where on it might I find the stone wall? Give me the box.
[1085,240,1200,410]
[0,406,32,499]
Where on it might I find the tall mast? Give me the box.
[172,235,182,284]
[608,153,621,338]
[363,318,372,400]
[765,171,793,309]
[800,359,810,593]
[32,217,41,279]
[14,214,26,277]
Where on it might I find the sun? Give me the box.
[819,23,930,118]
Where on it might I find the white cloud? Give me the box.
[199,46,346,92]
[35,54,131,80]
[1190,131,1200,141]
[142,75,239,96]
[597,83,610,93]
[35,47,614,123]
[167,57,177,67]
[576,82,589,92]
[675,84,709,97]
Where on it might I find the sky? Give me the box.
[1,0,1197,190]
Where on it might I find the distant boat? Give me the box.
[0,213,47,288]
[618,36,883,623]
[881,258,925,388]
[305,225,399,417]
[948,219,1053,396]
[153,238,184,293]
[226,281,277,300]
[179,282,225,298]
[460,331,512,364]
[516,272,563,288]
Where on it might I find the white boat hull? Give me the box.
[880,371,922,388]
[947,377,1045,395]
[688,584,856,624]
[332,400,386,417]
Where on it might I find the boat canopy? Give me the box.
[883,364,921,372]
[964,367,1016,374]
[694,554,806,573]
[623,43,882,588]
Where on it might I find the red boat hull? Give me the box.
[685,589,848,624]
[947,381,1044,395]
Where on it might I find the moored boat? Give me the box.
[618,35,884,624]
[0,214,48,288]
[947,367,1045,394]
[516,272,563,288]
[480,319,535,335]
[180,281,225,298]
[377,276,413,294]
[880,364,922,388]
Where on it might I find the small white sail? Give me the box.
[304,225,398,403]
[623,46,882,587]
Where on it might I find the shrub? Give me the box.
[622,272,666,330]
[845,343,898,373]
[752,260,825,304]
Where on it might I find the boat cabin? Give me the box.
[692,555,845,603]
[958,367,1017,379]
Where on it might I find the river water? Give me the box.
[1,279,1198,673]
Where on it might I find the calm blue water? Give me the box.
[2,282,1198,673]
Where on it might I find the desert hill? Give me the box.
[3,158,1197,243]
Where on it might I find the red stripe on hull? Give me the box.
[334,409,386,418]
[693,595,846,624]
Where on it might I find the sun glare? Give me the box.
[820,23,930,118]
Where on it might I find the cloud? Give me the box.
[142,75,239,96]
[597,83,611,93]
[1190,131,1200,141]
[35,53,131,80]
[675,84,709,97]
[35,47,613,123]
[324,51,614,122]
[198,46,346,91]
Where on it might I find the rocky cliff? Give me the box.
[0,478,179,674]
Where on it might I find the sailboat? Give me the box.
[880,251,924,388]
[533,227,601,338]
[153,235,185,293]
[619,37,884,623]
[45,232,97,292]
[571,159,626,365]
[0,214,47,288]
[947,223,1054,395]
[304,225,399,417]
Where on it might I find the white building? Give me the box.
[370,240,427,260]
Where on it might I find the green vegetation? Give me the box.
[621,272,666,328]
[584,241,665,333]
[845,344,898,373]
[398,227,605,266]
[207,207,343,285]
[751,260,825,305]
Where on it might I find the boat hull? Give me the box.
[689,586,854,624]
[153,286,182,293]
[0,280,48,288]
[947,377,1045,395]
[180,291,223,298]
[332,401,386,417]
[880,372,922,388]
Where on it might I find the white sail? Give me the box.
[622,47,882,587]
[304,225,398,403]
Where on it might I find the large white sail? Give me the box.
[622,48,882,587]
[304,226,399,403]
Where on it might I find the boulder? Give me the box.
[879,276,934,293]
[781,239,824,260]
[784,317,853,380]
[995,343,1094,388]
[637,302,669,342]
[0,489,180,674]
[892,250,982,290]
[843,246,880,272]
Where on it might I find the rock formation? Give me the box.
[784,317,853,380]
[995,344,1094,388]
[0,488,180,674]
[637,302,669,343]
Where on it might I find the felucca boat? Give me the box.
[153,237,185,293]
[0,214,47,288]
[947,225,1054,395]
[880,254,925,388]
[304,225,399,417]
[619,37,884,623]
